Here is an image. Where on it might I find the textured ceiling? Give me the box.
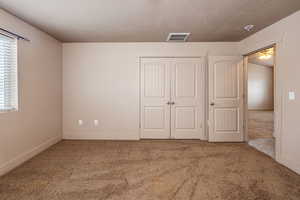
[1,0,300,42]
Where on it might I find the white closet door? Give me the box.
[140,58,171,139]
[208,56,244,142]
[170,58,204,139]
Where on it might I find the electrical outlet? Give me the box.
[289,91,296,100]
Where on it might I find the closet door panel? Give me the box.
[140,58,171,139]
[171,58,204,139]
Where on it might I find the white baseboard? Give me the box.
[0,136,62,177]
[281,157,300,175]
[63,131,139,140]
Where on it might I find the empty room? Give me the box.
[0,1,300,200]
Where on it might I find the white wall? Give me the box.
[0,9,62,176]
[63,9,300,175]
[248,63,274,110]
[240,10,300,174]
[63,43,240,140]
[0,4,299,176]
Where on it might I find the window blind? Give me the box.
[0,34,18,112]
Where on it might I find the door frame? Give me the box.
[243,44,282,161]
[139,56,207,140]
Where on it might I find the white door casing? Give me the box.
[208,56,244,142]
[171,58,204,139]
[140,57,204,139]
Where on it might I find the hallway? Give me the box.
[248,110,275,158]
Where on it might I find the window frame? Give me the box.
[0,32,19,113]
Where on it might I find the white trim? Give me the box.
[0,136,61,176]
[63,131,140,140]
[281,157,300,175]
[243,56,249,142]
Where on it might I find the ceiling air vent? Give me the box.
[167,33,190,42]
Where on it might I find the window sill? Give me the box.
[0,108,18,114]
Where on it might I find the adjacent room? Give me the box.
[0,1,300,200]
[247,47,275,158]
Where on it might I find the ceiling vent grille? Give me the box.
[167,33,190,42]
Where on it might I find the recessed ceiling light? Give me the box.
[259,54,272,60]
[244,24,255,32]
[258,48,274,60]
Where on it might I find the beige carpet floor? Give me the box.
[0,140,300,200]
[248,110,274,140]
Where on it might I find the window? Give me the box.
[0,34,18,112]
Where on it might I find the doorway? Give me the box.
[140,57,205,139]
[245,47,275,158]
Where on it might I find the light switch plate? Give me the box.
[289,91,296,100]
[94,120,99,126]
[78,120,83,126]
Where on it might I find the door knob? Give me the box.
[210,102,215,106]
[167,102,171,105]
[171,102,175,105]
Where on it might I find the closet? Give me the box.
[140,57,204,139]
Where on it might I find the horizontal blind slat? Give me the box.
[0,34,18,112]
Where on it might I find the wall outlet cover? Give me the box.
[289,91,296,100]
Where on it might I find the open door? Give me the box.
[208,56,244,142]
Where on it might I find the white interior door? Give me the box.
[170,58,204,139]
[208,56,244,142]
[140,58,171,139]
